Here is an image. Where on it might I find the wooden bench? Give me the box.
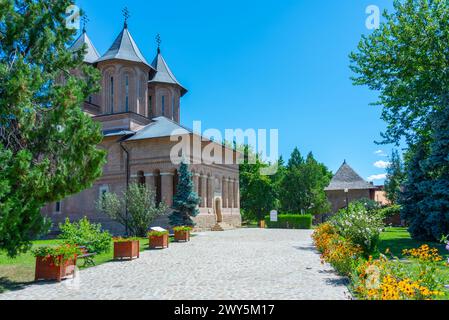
[77,246,97,267]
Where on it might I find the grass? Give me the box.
[0,237,172,294]
[378,227,449,299]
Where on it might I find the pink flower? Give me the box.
[446,243,449,251]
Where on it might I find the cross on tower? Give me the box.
[81,15,89,33]
[122,7,130,27]
[156,33,162,53]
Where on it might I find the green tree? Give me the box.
[239,145,277,223]
[280,149,332,215]
[417,106,449,241]
[400,141,432,240]
[350,0,449,146]
[0,1,106,257]
[98,183,168,237]
[384,150,406,204]
[169,162,201,227]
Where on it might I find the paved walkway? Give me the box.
[0,229,350,300]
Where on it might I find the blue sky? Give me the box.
[76,0,398,184]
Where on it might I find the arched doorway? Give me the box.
[214,197,223,223]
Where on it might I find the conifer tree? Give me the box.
[0,1,106,256]
[384,150,406,204]
[169,162,201,227]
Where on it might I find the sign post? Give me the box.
[270,210,278,222]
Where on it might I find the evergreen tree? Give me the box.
[418,107,449,241]
[169,162,201,227]
[400,141,432,240]
[384,150,406,204]
[0,1,106,256]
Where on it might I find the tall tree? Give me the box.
[384,150,406,204]
[280,149,331,214]
[0,1,106,256]
[239,145,277,223]
[417,107,449,241]
[400,141,432,240]
[350,0,449,146]
[169,162,201,227]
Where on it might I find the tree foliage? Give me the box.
[385,150,406,204]
[0,0,106,256]
[97,183,167,237]
[350,0,449,146]
[169,162,201,227]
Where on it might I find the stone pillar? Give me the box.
[207,176,213,208]
[235,180,240,208]
[193,173,199,195]
[201,175,207,208]
[222,178,228,208]
[161,172,174,208]
[229,179,234,209]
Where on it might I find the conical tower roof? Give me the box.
[97,25,153,69]
[150,51,187,96]
[69,31,100,64]
[325,161,376,191]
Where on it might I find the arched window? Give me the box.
[162,95,165,116]
[137,171,145,186]
[125,75,129,112]
[148,95,152,118]
[172,96,175,120]
[198,175,203,207]
[110,76,114,113]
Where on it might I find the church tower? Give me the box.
[148,35,187,123]
[96,14,154,118]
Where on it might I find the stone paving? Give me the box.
[0,229,351,300]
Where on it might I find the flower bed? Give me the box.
[113,238,140,260]
[33,245,81,282]
[173,226,192,242]
[148,231,169,249]
[313,223,447,300]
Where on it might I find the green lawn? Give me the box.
[378,227,449,299]
[0,237,164,294]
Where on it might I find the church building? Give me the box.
[42,17,242,233]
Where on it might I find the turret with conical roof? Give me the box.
[95,18,151,117]
[148,36,187,123]
[69,30,100,64]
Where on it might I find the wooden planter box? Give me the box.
[149,234,169,249]
[174,230,190,242]
[114,240,140,260]
[35,255,77,282]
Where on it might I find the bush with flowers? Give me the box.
[351,246,445,300]
[329,203,384,256]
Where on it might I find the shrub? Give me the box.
[148,230,169,237]
[312,223,363,276]
[58,217,112,254]
[33,244,82,266]
[173,226,193,232]
[379,205,401,219]
[330,203,384,256]
[264,214,313,229]
[113,237,141,243]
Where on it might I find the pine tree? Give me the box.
[0,1,106,256]
[418,107,449,241]
[169,162,201,227]
[400,141,432,240]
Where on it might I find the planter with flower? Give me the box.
[173,226,192,242]
[148,230,169,249]
[33,245,81,282]
[113,237,140,260]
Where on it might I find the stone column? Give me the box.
[193,173,199,195]
[201,175,207,208]
[235,180,240,208]
[161,172,174,208]
[207,176,213,208]
[222,178,228,208]
[229,179,234,209]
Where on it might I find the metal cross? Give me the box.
[156,33,162,53]
[122,7,130,26]
[81,15,89,32]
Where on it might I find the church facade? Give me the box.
[42,21,242,233]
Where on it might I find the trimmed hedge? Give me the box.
[264,214,313,230]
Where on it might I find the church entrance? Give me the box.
[214,197,223,223]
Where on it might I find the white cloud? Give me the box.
[367,173,387,182]
[374,160,391,169]
[374,150,388,157]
